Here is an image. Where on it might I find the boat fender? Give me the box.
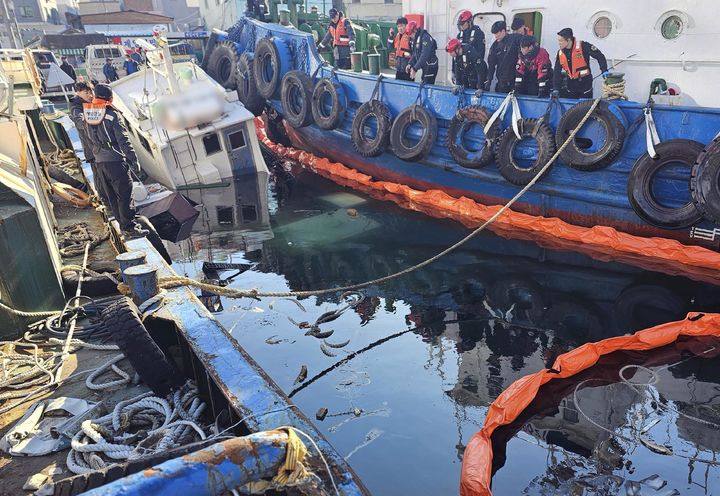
[51,182,91,208]
[495,118,557,186]
[555,99,625,171]
[134,215,172,265]
[691,137,720,224]
[447,105,499,169]
[389,104,437,162]
[236,52,266,117]
[206,40,240,90]
[351,100,391,157]
[311,77,345,130]
[61,261,121,297]
[254,37,291,100]
[280,70,315,128]
[628,139,705,229]
[101,297,183,396]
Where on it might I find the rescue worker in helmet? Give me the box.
[406,21,439,84]
[388,17,412,80]
[446,38,486,90]
[319,8,355,70]
[456,10,485,61]
[514,35,552,97]
[485,20,522,93]
[552,27,608,98]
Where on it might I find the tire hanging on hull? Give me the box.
[280,70,315,128]
[351,100,392,157]
[311,78,345,130]
[389,104,437,162]
[236,53,266,116]
[206,41,240,90]
[447,106,499,169]
[253,37,290,100]
[691,136,720,224]
[495,118,556,186]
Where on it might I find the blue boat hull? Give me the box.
[219,19,720,250]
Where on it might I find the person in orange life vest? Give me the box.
[319,8,355,70]
[406,21,438,84]
[553,27,608,99]
[446,38,485,90]
[388,17,412,80]
[511,17,533,36]
[515,35,553,97]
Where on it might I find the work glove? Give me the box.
[550,89,560,98]
[389,28,395,39]
[483,80,491,91]
[317,42,325,50]
[349,41,356,52]
[601,70,609,79]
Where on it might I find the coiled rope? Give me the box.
[123,99,602,300]
[602,80,627,100]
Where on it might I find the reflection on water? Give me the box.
[170,162,720,495]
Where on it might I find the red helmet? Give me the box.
[458,10,473,24]
[405,21,417,35]
[446,38,461,53]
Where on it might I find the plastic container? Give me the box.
[351,52,363,72]
[368,53,380,75]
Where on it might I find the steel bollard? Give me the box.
[116,251,147,283]
[124,264,159,305]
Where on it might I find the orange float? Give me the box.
[52,182,91,208]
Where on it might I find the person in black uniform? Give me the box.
[485,20,522,93]
[406,21,438,84]
[455,10,486,88]
[85,84,148,238]
[446,38,485,90]
[552,27,608,99]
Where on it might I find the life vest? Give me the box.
[330,17,350,47]
[394,32,411,59]
[558,38,590,79]
[82,98,111,125]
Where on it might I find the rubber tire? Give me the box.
[495,118,557,186]
[102,297,182,395]
[691,137,720,224]
[61,261,120,297]
[280,70,314,128]
[615,284,687,333]
[254,37,285,100]
[311,78,345,130]
[389,104,437,162]
[555,99,625,171]
[487,276,545,326]
[261,112,292,147]
[236,53,266,117]
[628,139,705,229]
[351,101,391,158]
[135,215,172,265]
[447,106,499,169]
[207,41,239,90]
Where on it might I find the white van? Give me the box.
[85,44,127,83]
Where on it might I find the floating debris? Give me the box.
[639,435,673,455]
[265,335,283,345]
[320,343,337,357]
[346,428,384,460]
[293,365,308,385]
[316,407,329,421]
[324,339,350,349]
[347,208,358,217]
[316,310,341,325]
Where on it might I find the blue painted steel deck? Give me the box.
[216,19,720,250]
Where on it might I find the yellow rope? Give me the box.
[122,99,602,300]
[242,427,312,494]
[602,80,627,100]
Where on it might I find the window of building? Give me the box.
[661,15,683,39]
[19,6,34,17]
[384,0,393,4]
[228,130,246,150]
[203,133,222,155]
[241,204,257,222]
[216,206,234,225]
[593,16,612,38]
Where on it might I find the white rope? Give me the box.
[644,106,661,158]
[85,354,132,390]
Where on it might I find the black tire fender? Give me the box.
[447,106,499,169]
[691,137,720,224]
[555,99,625,171]
[207,41,239,90]
[540,299,605,342]
[236,52,266,116]
[254,37,289,100]
[135,215,172,265]
[389,104,437,162]
[311,78,345,130]
[628,139,705,229]
[280,70,314,128]
[61,261,120,297]
[101,297,183,395]
[614,284,688,333]
[351,101,391,157]
[495,118,557,186]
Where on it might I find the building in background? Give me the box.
[80,9,172,35]
[1,0,66,46]
[340,0,400,20]
[199,0,239,31]
[77,0,121,16]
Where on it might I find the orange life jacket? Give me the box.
[330,16,350,47]
[394,32,411,59]
[558,38,590,79]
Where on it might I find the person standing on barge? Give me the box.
[319,8,355,70]
[514,35,553,97]
[406,21,439,84]
[553,27,608,99]
[454,10,487,88]
[485,21,522,93]
[388,17,412,80]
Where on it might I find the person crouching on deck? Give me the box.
[553,27,608,99]
[406,21,438,84]
[515,35,553,97]
[319,8,355,70]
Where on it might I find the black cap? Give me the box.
[396,16,407,25]
[520,35,536,47]
[491,21,507,34]
[557,27,574,39]
[329,7,338,17]
[511,17,525,30]
[74,81,92,92]
[94,83,113,101]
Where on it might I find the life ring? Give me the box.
[235,52,265,116]
[389,104,437,162]
[351,100,391,157]
[555,99,625,171]
[102,297,183,395]
[207,41,239,90]
[691,137,720,224]
[280,70,314,128]
[254,37,290,100]
[447,105,499,169]
[628,139,705,229]
[311,77,345,130]
[495,118,557,186]
[52,182,91,208]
